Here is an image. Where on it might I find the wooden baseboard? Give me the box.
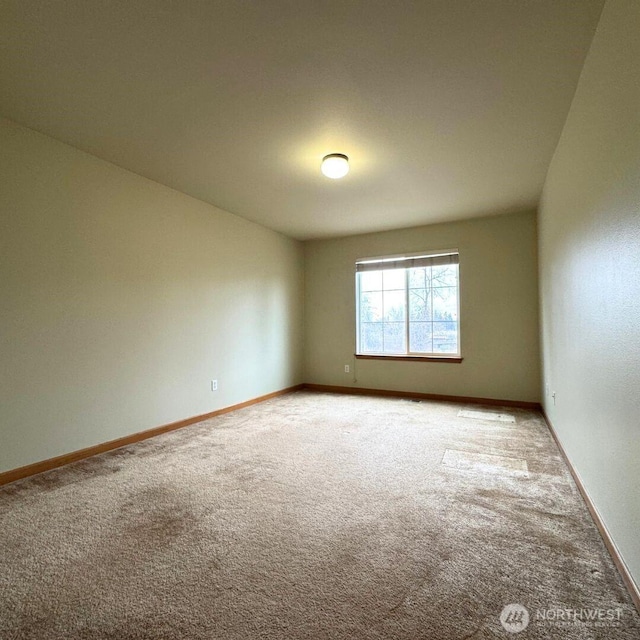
[0,384,304,487]
[541,409,640,613]
[302,383,541,410]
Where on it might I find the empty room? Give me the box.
[1,0,639,638]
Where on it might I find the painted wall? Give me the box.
[538,0,640,588]
[304,211,540,403]
[0,118,304,473]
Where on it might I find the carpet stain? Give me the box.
[117,485,198,545]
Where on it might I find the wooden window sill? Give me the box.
[355,354,463,363]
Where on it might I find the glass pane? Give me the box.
[432,322,458,354]
[409,267,426,289]
[432,265,458,288]
[383,322,406,353]
[360,322,383,353]
[409,289,431,321]
[432,286,458,321]
[359,270,382,292]
[360,291,383,322]
[383,269,405,290]
[383,289,406,322]
[409,322,433,353]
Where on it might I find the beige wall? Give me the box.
[0,118,304,473]
[538,0,640,588]
[304,211,540,403]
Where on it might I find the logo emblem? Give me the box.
[500,604,530,633]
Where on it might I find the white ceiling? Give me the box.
[0,1,604,240]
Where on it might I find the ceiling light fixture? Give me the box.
[321,153,349,179]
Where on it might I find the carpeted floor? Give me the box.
[1,391,638,639]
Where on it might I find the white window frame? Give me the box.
[355,249,461,358]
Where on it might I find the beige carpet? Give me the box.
[1,391,638,639]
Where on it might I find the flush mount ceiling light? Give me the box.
[321,153,349,179]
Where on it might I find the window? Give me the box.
[356,251,460,358]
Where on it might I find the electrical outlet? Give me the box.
[344,365,350,373]
[211,380,218,391]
